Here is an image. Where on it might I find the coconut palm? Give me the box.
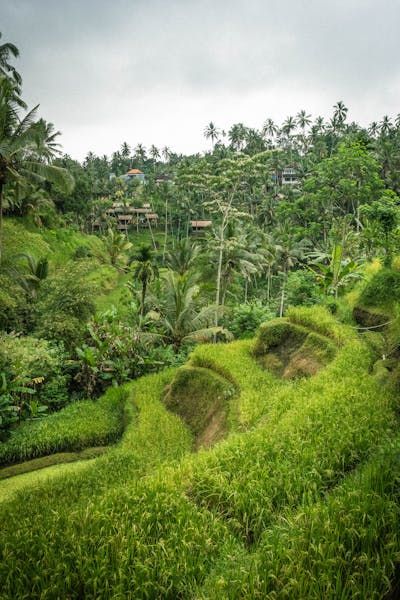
[0,77,74,263]
[262,118,278,139]
[165,238,200,275]
[130,245,159,316]
[368,121,380,137]
[134,143,147,163]
[160,271,230,350]
[380,115,392,136]
[281,116,297,137]
[333,101,348,124]
[0,33,24,105]
[204,121,220,147]
[103,228,132,268]
[228,123,247,151]
[150,145,160,161]
[121,142,131,157]
[162,146,171,161]
[296,110,312,131]
[273,225,309,316]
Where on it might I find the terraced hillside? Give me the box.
[0,306,399,599]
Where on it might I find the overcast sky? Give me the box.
[2,0,400,160]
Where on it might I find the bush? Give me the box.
[72,245,92,260]
[0,335,69,434]
[226,301,274,338]
[34,264,96,349]
[286,269,321,307]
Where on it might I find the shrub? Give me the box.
[286,269,321,307]
[34,263,96,349]
[226,302,274,339]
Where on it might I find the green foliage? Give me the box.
[0,386,127,465]
[226,301,274,338]
[34,263,96,348]
[0,334,68,433]
[359,267,400,309]
[285,269,321,306]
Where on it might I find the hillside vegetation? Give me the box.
[1,30,400,598]
[0,307,399,598]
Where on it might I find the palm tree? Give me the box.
[134,143,147,163]
[150,145,160,161]
[165,238,200,275]
[204,121,220,148]
[332,101,348,130]
[281,116,296,137]
[162,146,171,161]
[380,115,392,135]
[228,123,247,151]
[0,33,24,105]
[0,77,74,263]
[14,253,48,299]
[103,228,132,268]
[121,142,131,157]
[262,118,278,139]
[273,225,309,316]
[368,121,380,137]
[130,245,159,316]
[296,110,312,131]
[161,271,230,350]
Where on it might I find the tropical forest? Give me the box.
[1,26,400,599]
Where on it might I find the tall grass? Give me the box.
[197,437,400,599]
[186,337,396,542]
[0,311,398,598]
[0,386,128,465]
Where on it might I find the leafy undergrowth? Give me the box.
[0,307,398,598]
[0,386,128,465]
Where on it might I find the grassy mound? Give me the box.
[164,365,237,449]
[254,315,336,379]
[0,387,128,465]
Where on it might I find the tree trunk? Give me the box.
[0,184,3,265]
[215,234,224,327]
[148,218,157,251]
[279,272,286,317]
[141,280,147,317]
[163,197,168,260]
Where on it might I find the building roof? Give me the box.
[146,213,158,219]
[126,168,144,175]
[190,220,212,228]
[118,215,133,221]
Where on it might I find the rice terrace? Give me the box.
[1,2,400,598]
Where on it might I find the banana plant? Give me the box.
[308,243,362,298]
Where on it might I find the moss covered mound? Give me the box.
[254,319,336,379]
[359,268,400,309]
[164,365,237,449]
